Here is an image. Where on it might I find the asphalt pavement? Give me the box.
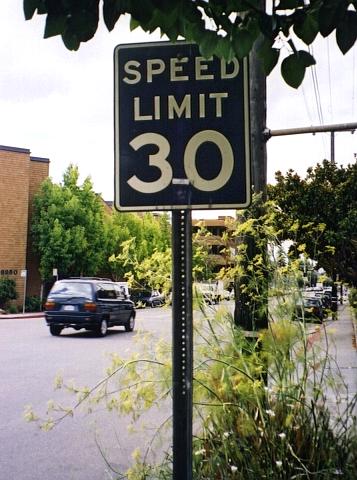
[0,302,356,480]
[0,307,172,480]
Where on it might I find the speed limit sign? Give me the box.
[114,41,250,211]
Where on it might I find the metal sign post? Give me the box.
[172,210,193,479]
[21,269,27,314]
[113,41,250,479]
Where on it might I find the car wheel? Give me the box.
[49,325,62,336]
[125,314,135,332]
[95,318,108,337]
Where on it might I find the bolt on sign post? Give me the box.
[114,41,250,479]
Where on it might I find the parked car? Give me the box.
[130,289,165,308]
[305,287,332,315]
[294,296,324,323]
[44,278,136,336]
[221,289,234,301]
[193,282,220,304]
[114,281,130,298]
[321,291,332,309]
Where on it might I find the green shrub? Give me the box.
[7,304,18,314]
[191,313,357,479]
[0,277,18,309]
[348,288,357,318]
[25,296,42,313]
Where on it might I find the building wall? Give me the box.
[26,157,50,297]
[0,145,49,307]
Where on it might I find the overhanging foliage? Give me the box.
[23,0,357,88]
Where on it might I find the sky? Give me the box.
[1,1,356,218]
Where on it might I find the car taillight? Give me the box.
[84,302,97,312]
[44,301,55,310]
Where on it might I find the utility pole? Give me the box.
[250,33,267,198]
[234,0,268,331]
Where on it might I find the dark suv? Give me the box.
[44,278,136,336]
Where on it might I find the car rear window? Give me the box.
[49,282,93,299]
[304,298,320,306]
[97,284,118,299]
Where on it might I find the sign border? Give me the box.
[114,41,251,211]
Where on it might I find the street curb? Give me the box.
[0,312,44,320]
[349,305,357,339]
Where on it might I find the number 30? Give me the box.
[127,130,234,194]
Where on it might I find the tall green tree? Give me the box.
[104,211,171,280]
[31,165,106,280]
[23,0,357,88]
[268,159,357,285]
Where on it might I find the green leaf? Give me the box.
[163,24,180,42]
[245,15,260,41]
[336,11,357,54]
[151,0,178,13]
[297,50,316,68]
[36,0,47,15]
[318,0,344,37]
[23,0,45,20]
[262,47,280,76]
[68,10,99,42]
[293,12,319,45]
[199,30,218,59]
[130,17,141,31]
[258,37,280,75]
[281,50,315,88]
[147,7,180,38]
[129,0,155,26]
[61,31,80,51]
[182,19,205,44]
[103,0,124,31]
[258,12,274,37]
[233,28,255,59]
[44,14,67,38]
[281,57,303,88]
[214,36,235,62]
[276,0,300,10]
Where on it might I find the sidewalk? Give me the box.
[323,303,357,411]
[0,311,44,320]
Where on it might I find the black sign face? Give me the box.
[114,41,250,211]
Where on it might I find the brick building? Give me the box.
[0,145,49,307]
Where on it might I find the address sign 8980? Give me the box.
[114,41,250,211]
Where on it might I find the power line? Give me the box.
[308,45,327,158]
[309,46,324,126]
[352,47,356,119]
[326,38,333,123]
[301,82,314,125]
